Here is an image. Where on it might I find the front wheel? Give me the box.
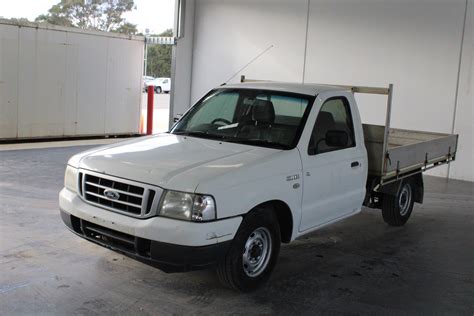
[382,179,415,226]
[217,207,280,292]
[154,86,162,93]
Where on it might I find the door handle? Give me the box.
[351,161,360,168]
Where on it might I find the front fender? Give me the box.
[195,149,303,241]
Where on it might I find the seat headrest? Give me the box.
[251,99,275,125]
[315,111,335,128]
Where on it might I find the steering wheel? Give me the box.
[211,118,232,126]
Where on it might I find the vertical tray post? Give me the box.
[381,84,394,177]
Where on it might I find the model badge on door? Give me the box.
[286,174,300,181]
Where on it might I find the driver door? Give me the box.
[298,92,367,232]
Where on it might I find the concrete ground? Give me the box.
[1,144,473,315]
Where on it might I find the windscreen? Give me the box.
[171,89,313,149]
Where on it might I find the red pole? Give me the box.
[147,85,154,135]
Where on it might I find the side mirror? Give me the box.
[325,130,349,147]
[173,113,183,123]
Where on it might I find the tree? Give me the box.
[35,0,137,35]
[113,22,137,35]
[2,18,32,24]
[146,29,173,78]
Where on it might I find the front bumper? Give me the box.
[59,188,242,272]
[60,209,231,272]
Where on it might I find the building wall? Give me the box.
[0,20,144,140]
[450,0,473,181]
[171,0,196,126]
[176,0,473,181]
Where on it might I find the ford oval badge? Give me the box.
[103,189,120,200]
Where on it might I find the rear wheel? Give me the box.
[155,86,162,93]
[217,207,280,292]
[382,179,415,226]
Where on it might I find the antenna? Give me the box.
[223,44,274,84]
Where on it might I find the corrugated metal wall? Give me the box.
[0,20,144,140]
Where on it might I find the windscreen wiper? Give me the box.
[224,138,288,149]
[173,130,225,140]
[173,132,287,148]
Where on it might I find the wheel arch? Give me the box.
[411,173,424,204]
[246,200,294,244]
[380,173,424,204]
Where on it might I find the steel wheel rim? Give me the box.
[242,227,272,277]
[398,184,412,216]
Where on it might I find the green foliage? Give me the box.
[35,0,137,34]
[113,22,137,35]
[3,18,33,24]
[146,29,173,78]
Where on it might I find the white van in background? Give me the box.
[144,77,171,93]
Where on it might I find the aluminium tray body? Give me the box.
[363,124,458,182]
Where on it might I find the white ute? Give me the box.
[60,80,458,291]
[144,77,171,93]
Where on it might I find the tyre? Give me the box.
[155,86,162,93]
[217,207,281,292]
[382,179,415,226]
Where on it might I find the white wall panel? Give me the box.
[305,0,465,129]
[450,1,473,181]
[105,38,143,134]
[63,32,78,136]
[191,0,309,103]
[304,0,467,178]
[66,32,108,135]
[171,0,196,123]
[0,20,144,140]
[0,25,19,138]
[18,28,68,138]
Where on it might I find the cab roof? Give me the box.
[221,81,348,96]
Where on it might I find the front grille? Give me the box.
[79,170,162,218]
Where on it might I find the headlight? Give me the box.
[64,165,78,192]
[159,190,216,222]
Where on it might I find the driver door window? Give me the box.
[308,97,355,155]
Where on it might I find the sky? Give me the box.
[0,0,175,34]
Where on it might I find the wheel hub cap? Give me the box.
[398,184,412,216]
[242,227,272,277]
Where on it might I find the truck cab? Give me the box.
[60,81,457,292]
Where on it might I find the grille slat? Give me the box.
[79,171,159,218]
[84,191,143,208]
[84,181,143,198]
